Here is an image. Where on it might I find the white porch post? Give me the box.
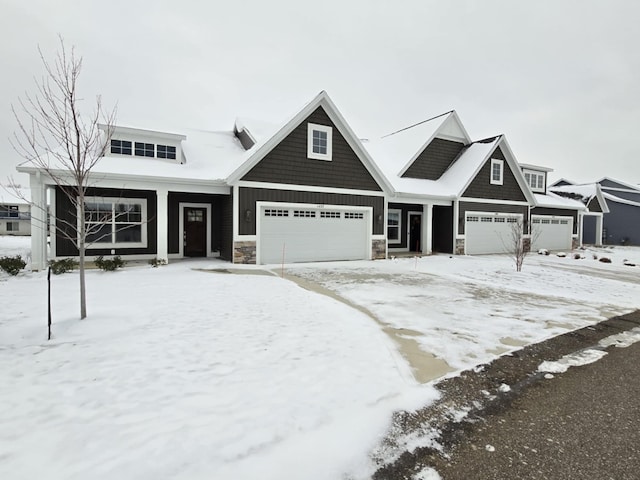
[29,173,47,271]
[156,189,169,263]
[578,212,584,246]
[595,214,604,246]
[422,203,433,255]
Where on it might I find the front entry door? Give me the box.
[408,212,422,252]
[184,207,207,257]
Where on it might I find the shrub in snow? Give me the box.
[556,252,567,258]
[148,258,167,268]
[0,255,26,276]
[49,258,78,275]
[573,253,581,260]
[623,261,636,267]
[538,249,549,255]
[599,257,612,263]
[592,254,598,260]
[95,255,125,271]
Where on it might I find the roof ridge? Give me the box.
[381,110,454,138]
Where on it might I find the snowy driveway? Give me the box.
[285,246,640,375]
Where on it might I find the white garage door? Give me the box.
[531,215,573,251]
[465,213,522,254]
[258,205,370,264]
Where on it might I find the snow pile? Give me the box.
[599,327,640,348]
[538,349,607,374]
[413,466,443,480]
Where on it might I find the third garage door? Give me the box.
[465,213,522,254]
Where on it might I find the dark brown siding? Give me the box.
[55,186,157,257]
[462,147,527,202]
[167,193,227,255]
[388,202,423,249]
[242,107,382,191]
[531,207,579,234]
[239,187,384,235]
[402,138,466,180]
[587,197,603,212]
[458,202,529,235]
[220,194,233,260]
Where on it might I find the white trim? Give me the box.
[519,163,554,173]
[255,201,372,265]
[523,169,546,193]
[490,159,504,185]
[83,196,148,250]
[235,180,386,197]
[387,208,402,244]
[459,197,530,206]
[178,202,213,258]
[423,203,433,255]
[307,123,333,161]
[465,211,524,219]
[392,192,454,204]
[48,185,56,260]
[453,199,459,253]
[232,185,240,242]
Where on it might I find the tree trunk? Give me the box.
[78,200,87,319]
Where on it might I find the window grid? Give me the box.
[6,221,19,232]
[157,144,177,160]
[134,142,155,157]
[320,211,341,218]
[264,209,289,217]
[345,212,364,219]
[506,218,518,223]
[293,210,316,218]
[110,139,132,155]
[84,198,145,246]
[0,205,19,218]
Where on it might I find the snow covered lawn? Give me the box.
[1,236,639,480]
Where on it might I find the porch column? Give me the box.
[156,189,169,263]
[595,214,604,246]
[29,173,47,271]
[577,212,584,246]
[422,203,433,255]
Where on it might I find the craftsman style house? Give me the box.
[17,91,605,269]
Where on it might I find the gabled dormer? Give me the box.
[99,124,187,164]
[519,163,553,194]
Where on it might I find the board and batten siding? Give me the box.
[238,187,384,236]
[402,138,466,180]
[458,201,528,235]
[531,207,579,235]
[462,147,527,202]
[241,107,382,192]
[55,186,157,257]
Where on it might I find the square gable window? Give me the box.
[307,123,332,161]
[490,159,504,185]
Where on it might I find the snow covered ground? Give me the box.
[1,236,639,480]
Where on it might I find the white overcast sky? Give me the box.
[1,0,639,186]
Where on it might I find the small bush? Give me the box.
[95,255,125,271]
[148,257,167,268]
[0,255,27,276]
[599,257,612,263]
[49,258,78,275]
[573,253,581,260]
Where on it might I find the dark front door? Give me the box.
[408,213,422,252]
[184,207,207,257]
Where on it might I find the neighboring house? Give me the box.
[519,164,586,251]
[366,111,537,255]
[0,187,31,236]
[18,91,392,270]
[551,178,640,246]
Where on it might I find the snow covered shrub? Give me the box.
[592,254,598,260]
[556,252,567,258]
[599,257,612,263]
[0,255,27,276]
[538,249,549,255]
[95,255,125,271]
[148,257,167,268]
[48,258,78,275]
[573,253,581,260]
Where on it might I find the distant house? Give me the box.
[0,187,31,236]
[551,178,640,246]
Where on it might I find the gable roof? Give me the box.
[602,192,640,208]
[533,191,586,210]
[596,177,640,192]
[225,91,394,193]
[550,183,610,213]
[549,178,575,187]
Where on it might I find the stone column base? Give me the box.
[455,238,465,255]
[372,239,386,260]
[233,241,256,264]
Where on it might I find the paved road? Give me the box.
[431,341,640,480]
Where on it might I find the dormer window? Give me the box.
[524,170,545,192]
[157,145,176,160]
[111,139,132,155]
[307,123,332,161]
[135,142,154,158]
[490,159,504,185]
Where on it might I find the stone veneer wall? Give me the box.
[455,238,465,255]
[233,241,256,264]
[572,237,580,250]
[522,237,531,253]
[372,239,386,260]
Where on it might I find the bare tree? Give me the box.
[10,37,116,319]
[505,218,539,272]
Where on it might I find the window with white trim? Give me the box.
[6,221,19,232]
[490,159,504,185]
[134,142,155,158]
[307,123,332,161]
[388,209,401,244]
[523,170,545,192]
[110,139,132,155]
[157,144,177,160]
[0,205,19,218]
[84,197,147,248]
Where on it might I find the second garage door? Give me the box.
[465,213,522,254]
[531,215,573,251]
[258,205,370,264]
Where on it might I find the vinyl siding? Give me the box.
[604,202,640,246]
[462,147,527,202]
[242,107,382,191]
[402,138,466,180]
[238,187,384,236]
[458,201,528,235]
